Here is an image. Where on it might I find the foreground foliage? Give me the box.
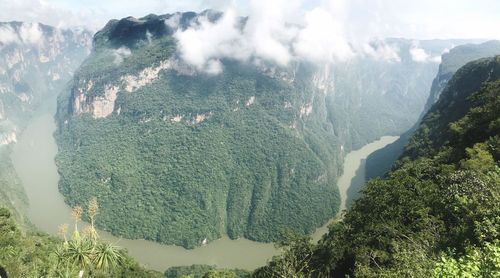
[0,199,161,277]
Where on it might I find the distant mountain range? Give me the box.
[0,21,91,143]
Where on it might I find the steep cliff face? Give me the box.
[0,21,92,220]
[70,57,194,119]
[404,55,500,158]
[0,21,92,142]
[365,40,500,179]
[328,38,488,151]
[423,40,500,114]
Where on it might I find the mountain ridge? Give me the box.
[54,11,477,248]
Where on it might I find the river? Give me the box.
[10,100,398,271]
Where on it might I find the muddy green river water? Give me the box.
[11,100,398,271]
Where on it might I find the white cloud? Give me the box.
[242,0,300,66]
[173,1,405,73]
[19,22,43,44]
[173,2,301,73]
[410,46,441,63]
[294,8,354,63]
[0,0,499,40]
[362,42,401,62]
[165,13,181,29]
[146,30,153,44]
[0,25,20,44]
[174,1,360,73]
[1,0,499,73]
[112,46,131,65]
[205,59,223,74]
[174,9,249,72]
[0,22,43,45]
[410,47,429,62]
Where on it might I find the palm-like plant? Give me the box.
[54,198,125,276]
[52,263,78,278]
[87,198,99,242]
[71,206,83,241]
[65,238,93,270]
[92,242,123,270]
[58,223,69,245]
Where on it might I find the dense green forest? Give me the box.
[54,13,464,249]
[253,56,500,277]
[55,13,342,248]
[165,265,251,278]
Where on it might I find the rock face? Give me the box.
[405,55,500,158]
[55,11,479,248]
[422,40,500,114]
[0,21,91,219]
[0,130,16,146]
[73,84,119,119]
[71,58,195,119]
[0,21,92,135]
[326,38,488,150]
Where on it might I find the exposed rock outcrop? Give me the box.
[0,131,16,146]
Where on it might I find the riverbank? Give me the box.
[11,100,398,271]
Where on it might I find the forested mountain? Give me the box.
[365,40,500,179]
[255,56,500,277]
[0,22,91,220]
[55,11,467,248]
[56,12,343,248]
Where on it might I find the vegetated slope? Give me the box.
[165,265,250,278]
[0,22,91,220]
[56,12,343,248]
[365,40,500,179]
[55,12,464,249]
[256,56,500,277]
[423,40,500,111]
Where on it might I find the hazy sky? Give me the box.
[0,0,499,40]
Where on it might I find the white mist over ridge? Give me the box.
[0,22,43,45]
[172,1,406,73]
[2,0,500,40]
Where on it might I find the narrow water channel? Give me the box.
[11,101,398,271]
